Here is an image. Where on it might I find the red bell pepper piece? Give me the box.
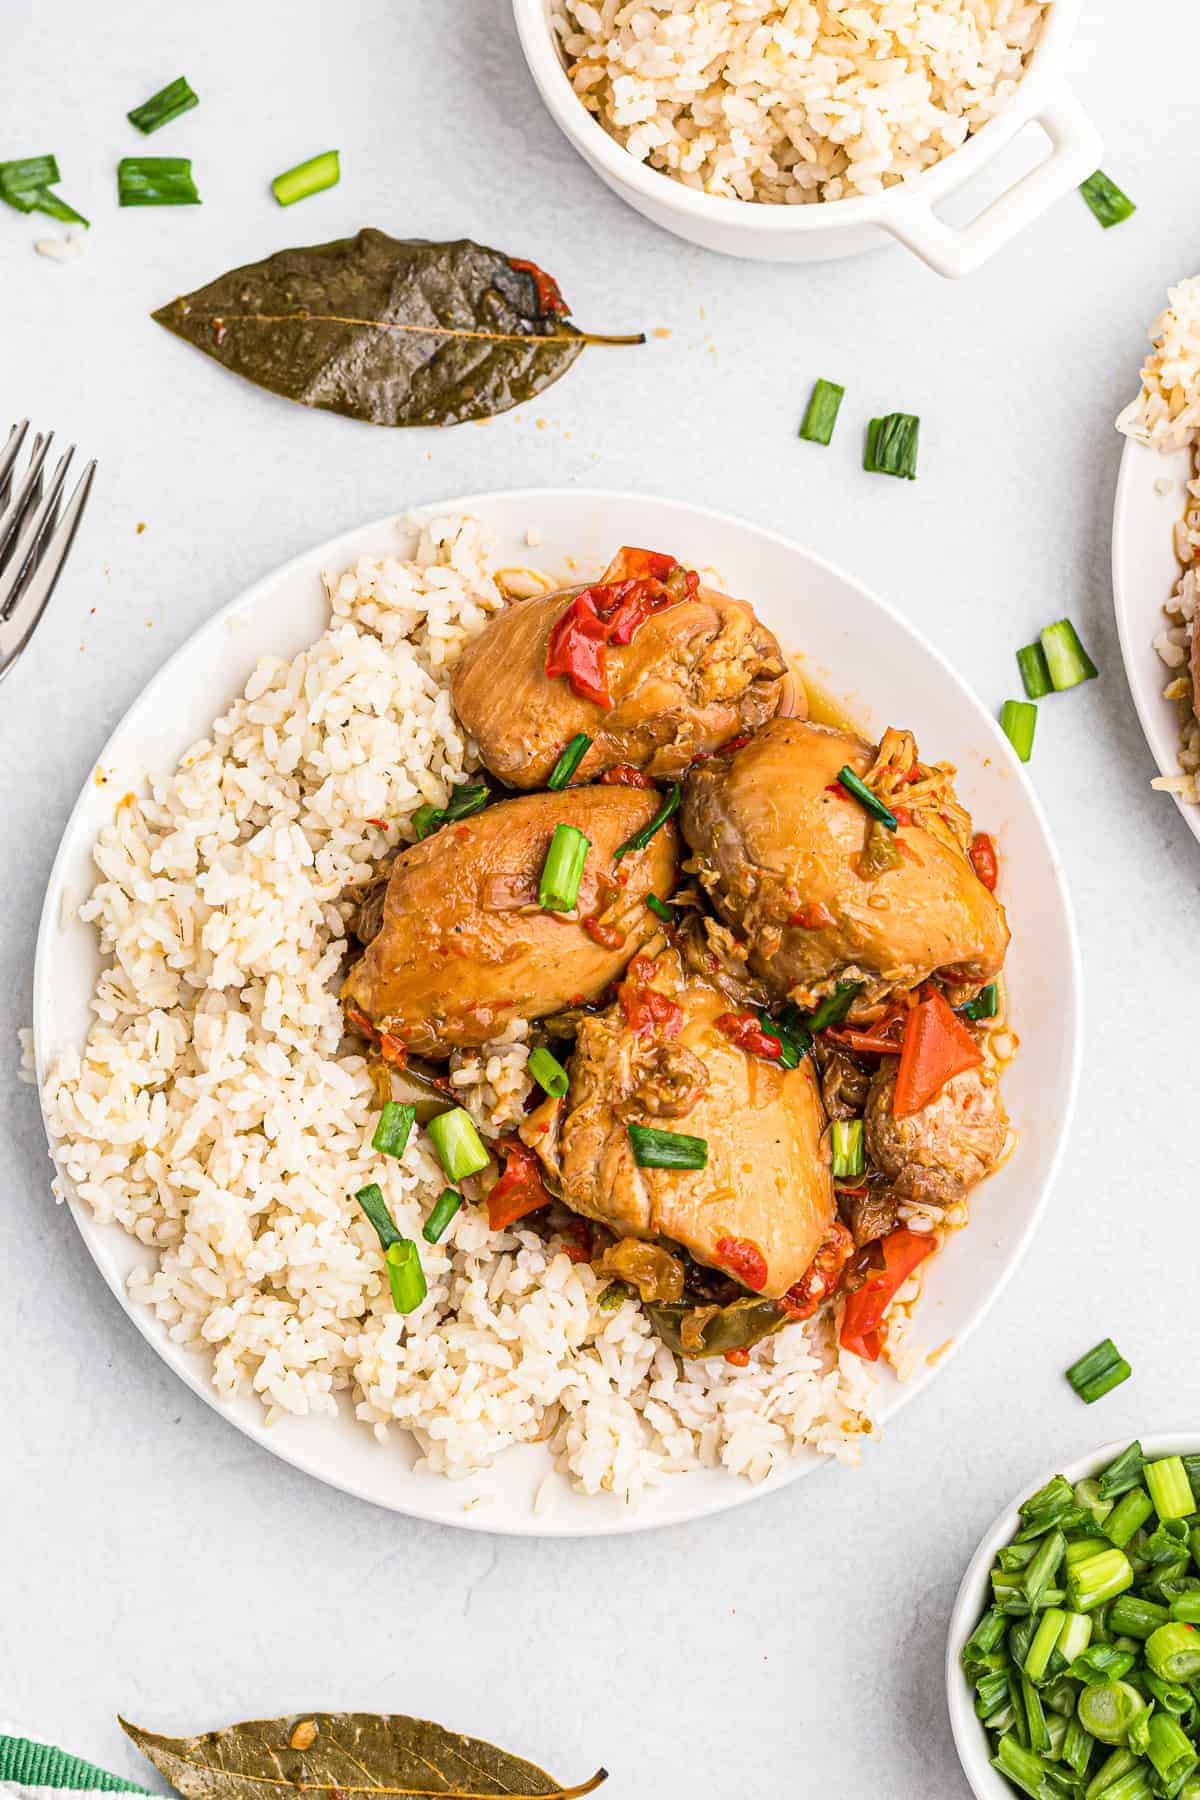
[839,1227,936,1360]
[892,988,983,1118]
[487,1139,551,1231]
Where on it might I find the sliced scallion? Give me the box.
[539,822,590,910]
[1145,1457,1196,1523]
[1017,641,1053,700]
[803,982,863,1033]
[830,1118,864,1179]
[645,893,675,924]
[354,1181,402,1250]
[799,377,845,446]
[1000,699,1037,763]
[1080,171,1136,230]
[961,983,998,1022]
[385,1238,426,1313]
[1105,1488,1154,1550]
[117,156,201,206]
[1146,1714,1198,1790]
[836,765,898,829]
[1040,618,1098,691]
[29,190,88,226]
[127,75,199,135]
[0,155,60,197]
[547,733,591,791]
[422,1187,462,1244]
[411,803,443,839]
[372,1100,416,1161]
[864,412,920,480]
[1076,1679,1145,1745]
[1147,1623,1200,1683]
[756,1009,809,1069]
[442,782,491,823]
[528,1045,569,1099]
[426,1106,490,1181]
[1066,1337,1132,1405]
[1068,1547,1135,1613]
[612,782,681,863]
[272,149,341,207]
[627,1123,707,1170]
[1098,1441,1146,1501]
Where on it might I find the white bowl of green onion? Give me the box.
[948,1436,1200,1800]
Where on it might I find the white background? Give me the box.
[3,2,1199,1795]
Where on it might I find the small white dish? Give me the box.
[512,0,1101,275]
[1111,434,1200,847]
[946,1431,1200,1799]
[35,487,1081,1535]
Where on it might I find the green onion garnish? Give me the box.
[1108,1595,1170,1640]
[1040,619,1099,691]
[422,1187,462,1244]
[1066,1338,1132,1405]
[830,1118,864,1179]
[30,191,89,226]
[385,1238,427,1313]
[528,1045,569,1099]
[411,784,490,840]
[1098,1440,1146,1501]
[999,699,1037,763]
[272,149,341,208]
[836,766,898,829]
[372,1100,416,1162]
[0,155,60,198]
[1105,1487,1154,1550]
[960,983,998,1022]
[864,413,920,480]
[1080,171,1136,230]
[547,733,591,791]
[645,894,675,925]
[1146,1714,1197,1789]
[354,1181,402,1250]
[612,782,681,863]
[127,76,199,135]
[117,156,201,206]
[1076,1679,1144,1744]
[539,822,590,911]
[425,1106,490,1182]
[627,1123,707,1170]
[1145,1457,1196,1523]
[1067,1547,1135,1613]
[799,377,845,446]
[803,982,863,1033]
[1147,1623,1200,1683]
[411,803,443,840]
[1017,642,1053,700]
[756,1009,810,1069]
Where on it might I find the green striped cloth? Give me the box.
[0,1733,152,1800]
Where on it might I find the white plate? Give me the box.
[1112,435,1199,845]
[34,488,1082,1537]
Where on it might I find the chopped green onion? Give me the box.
[1085,1751,1143,1799]
[1145,1457,1196,1523]
[272,149,341,207]
[127,75,199,135]
[1143,1670,1195,1715]
[962,1607,1008,1671]
[645,894,675,924]
[1075,1478,1115,1529]
[799,377,845,446]
[1017,642,1053,700]
[1024,1607,1068,1684]
[613,782,681,863]
[1020,1672,1049,1754]
[443,782,490,824]
[117,156,201,206]
[547,733,591,791]
[975,1670,1011,1718]
[411,803,443,839]
[960,983,998,1022]
[1020,1474,1076,1536]
[1057,1612,1093,1665]
[0,155,60,197]
[539,822,590,910]
[29,190,88,226]
[836,765,898,829]
[426,1106,489,1181]
[372,1100,416,1161]
[354,1181,402,1250]
[1066,1644,1136,1685]
[1148,1623,1200,1684]
[991,1733,1054,1799]
[627,1123,707,1170]
[1041,619,1099,691]
[999,699,1037,763]
[756,1009,809,1070]
[1077,1679,1145,1745]
[1080,170,1136,229]
[1024,1530,1068,1609]
[1147,1713,1199,1788]
[1066,1538,1111,1570]
[422,1187,462,1244]
[803,982,863,1033]
[385,1238,426,1313]
[1067,1338,1133,1405]
[1062,1712,1094,1777]
[1182,1454,1200,1495]
[1171,1595,1200,1625]
[528,1045,569,1099]
[1106,1488,1156,1549]
[1069,1548,1135,1614]
[864,412,920,480]
[1108,1594,1170,1640]
[830,1118,864,1180]
[1100,1442,1146,1501]
[596,1281,631,1312]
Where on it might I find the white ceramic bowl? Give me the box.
[1112,433,1200,848]
[513,0,1101,276]
[947,1432,1200,1798]
[35,487,1081,1535]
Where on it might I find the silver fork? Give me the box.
[0,420,97,685]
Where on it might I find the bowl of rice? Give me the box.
[513,0,1101,275]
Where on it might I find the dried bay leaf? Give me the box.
[119,1714,606,1800]
[151,229,643,427]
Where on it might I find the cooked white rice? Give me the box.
[1117,276,1200,803]
[550,0,1050,205]
[38,512,902,1508]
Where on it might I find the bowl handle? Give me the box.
[880,86,1103,279]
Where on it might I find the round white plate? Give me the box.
[1112,434,1200,845]
[34,488,1082,1537]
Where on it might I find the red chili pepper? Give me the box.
[838,1227,935,1360]
[618,978,684,1037]
[892,806,912,828]
[724,1348,751,1367]
[714,1010,784,1061]
[599,764,656,788]
[344,1004,378,1043]
[970,831,999,892]
[508,256,569,317]
[718,734,751,757]
[379,1033,407,1069]
[560,1219,594,1264]
[543,549,696,708]
[714,1235,769,1293]
[782,1218,855,1321]
[366,817,388,830]
[544,591,615,708]
[788,901,836,930]
[487,1138,551,1231]
[582,914,627,950]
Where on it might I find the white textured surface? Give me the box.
[2,1,1199,1794]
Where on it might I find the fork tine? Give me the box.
[0,430,52,572]
[0,445,75,619]
[0,458,95,681]
[0,421,30,511]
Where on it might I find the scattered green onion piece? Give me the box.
[426,1106,489,1181]
[354,1181,402,1250]
[836,765,898,829]
[272,148,341,207]
[1021,1673,1049,1754]
[547,733,591,791]
[1069,1548,1135,1613]
[1108,1594,1170,1640]
[1100,1443,1146,1501]
[528,1045,569,1099]
[1067,1538,1112,1570]
[422,1187,462,1244]
[1106,1489,1156,1549]
[830,1118,864,1180]
[645,894,675,925]
[385,1238,426,1313]
[1017,641,1053,700]
[1145,1457,1196,1522]
[117,156,201,206]
[1147,1713,1199,1788]
[803,982,863,1033]
[627,1123,707,1170]
[1171,1595,1200,1625]
[864,412,920,480]
[975,1671,1011,1718]
[1143,1670,1195,1716]
[756,1009,809,1070]
[1182,1455,1200,1496]
[539,822,590,910]
[1067,1337,1133,1405]
[1085,1750,1141,1800]
[1077,1679,1146,1745]
[961,983,999,1022]
[372,1100,416,1161]
[1000,699,1037,763]
[0,154,60,197]
[1024,1607,1068,1685]
[28,190,88,226]
[1148,1624,1200,1684]
[1041,618,1099,691]
[596,1281,631,1312]
[127,75,199,135]
[1020,1474,1076,1536]
[799,377,845,446]
[612,782,681,863]
[442,782,490,824]
[1080,170,1136,229]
